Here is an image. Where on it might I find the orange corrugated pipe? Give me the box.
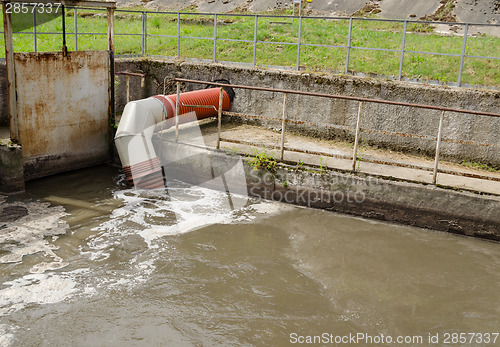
[152,87,232,120]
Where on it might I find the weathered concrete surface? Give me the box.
[454,0,500,36]
[14,51,111,180]
[379,0,441,19]
[149,136,500,241]
[302,0,369,16]
[0,62,9,127]
[455,0,500,24]
[116,59,500,168]
[0,140,24,193]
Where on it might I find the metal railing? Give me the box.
[2,7,500,88]
[172,78,500,187]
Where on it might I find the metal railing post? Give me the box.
[142,12,147,56]
[216,87,223,149]
[296,15,302,70]
[345,17,353,75]
[74,8,78,51]
[253,15,258,66]
[432,110,445,184]
[280,93,287,160]
[398,20,407,81]
[352,101,363,171]
[177,13,180,58]
[458,23,469,87]
[33,10,37,52]
[213,14,217,63]
[175,82,180,142]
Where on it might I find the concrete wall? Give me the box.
[0,140,24,193]
[116,59,500,168]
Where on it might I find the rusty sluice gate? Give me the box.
[115,85,234,189]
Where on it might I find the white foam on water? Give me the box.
[0,202,69,273]
[0,273,77,315]
[89,183,252,251]
[0,324,17,347]
[0,180,281,326]
[249,200,290,215]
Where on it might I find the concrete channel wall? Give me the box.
[160,140,500,241]
[115,59,500,168]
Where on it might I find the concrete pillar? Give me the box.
[0,140,24,193]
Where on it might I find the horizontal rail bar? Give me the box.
[147,34,177,38]
[180,35,214,41]
[301,43,347,49]
[182,103,217,110]
[175,78,500,117]
[351,46,400,53]
[116,71,145,77]
[257,40,299,46]
[217,38,254,44]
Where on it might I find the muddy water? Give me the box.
[1,165,499,346]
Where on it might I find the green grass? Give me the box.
[1,9,499,87]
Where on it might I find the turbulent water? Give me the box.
[0,165,499,346]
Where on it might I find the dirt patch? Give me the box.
[353,1,381,17]
[420,0,458,22]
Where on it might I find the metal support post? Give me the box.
[213,14,217,63]
[142,12,147,56]
[296,16,302,70]
[74,8,78,51]
[280,93,288,160]
[398,20,407,81]
[253,15,258,66]
[216,87,223,150]
[345,18,353,75]
[33,11,37,52]
[433,110,445,184]
[458,24,469,87]
[352,101,363,171]
[175,82,180,142]
[177,13,181,58]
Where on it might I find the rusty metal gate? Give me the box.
[2,0,116,180]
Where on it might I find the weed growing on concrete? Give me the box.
[461,160,497,172]
[319,157,326,174]
[248,148,277,172]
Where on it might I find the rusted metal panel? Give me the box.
[14,51,110,179]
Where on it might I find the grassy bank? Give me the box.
[1,9,499,87]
